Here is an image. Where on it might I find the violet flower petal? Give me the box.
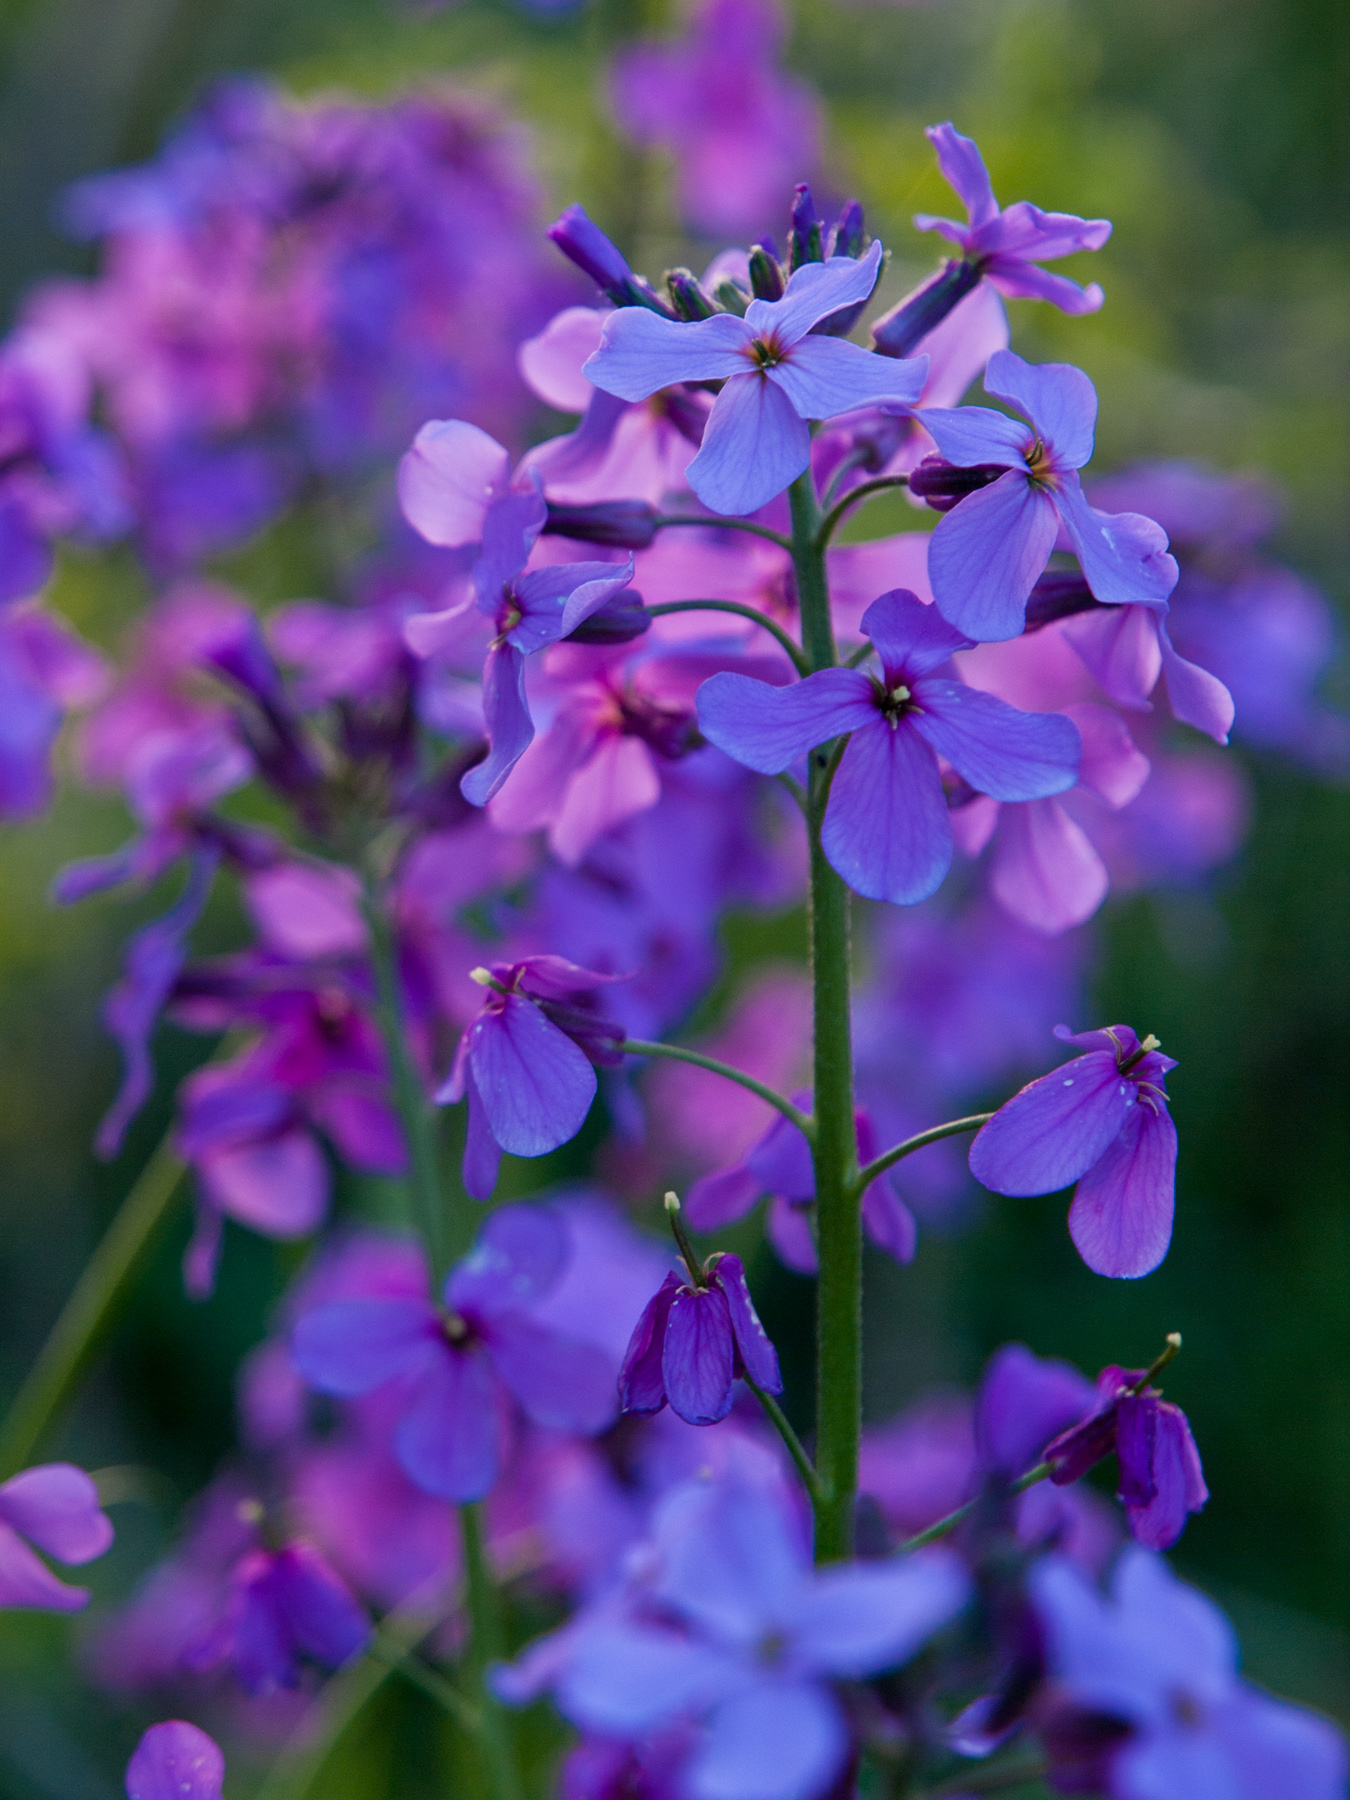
[291,1299,435,1396]
[747,241,885,346]
[927,471,1061,641]
[662,1285,736,1425]
[468,992,597,1158]
[1054,479,1179,610]
[990,798,1109,934]
[968,1050,1137,1195]
[1159,619,1234,744]
[715,1253,782,1394]
[685,1163,763,1230]
[619,1272,682,1415]
[125,1723,225,1800]
[983,257,1104,314]
[1062,603,1164,708]
[584,309,752,401]
[861,1179,917,1265]
[0,1464,113,1564]
[396,1346,501,1501]
[398,419,509,548]
[794,1549,971,1676]
[484,1311,618,1434]
[448,1202,568,1316]
[860,589,973,677]
[697,667,875,774]
[983,351,1097,467]
[974,1345,1094,1481]
[461,1064,504,1201]
[654,1475,805,1642]
[821,720,953,906]
[910,679,1081,801]
[687,373,811,516]
[765,1196,818,1273]
[918,404,1029,468]
[1067,1096,1177,1278]
[692,1679,847,1800]
[460,642,534,807]
[923,122,1000,229]
[556,1619,732,1735]
[0,1521,92,1610]
[767,335,927,421]
[269,1543,369,1668]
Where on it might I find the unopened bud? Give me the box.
[748,245,786,301]
[789,183,823,270]
[830,199,866,259]
[469,966,494,987]
[666,269,716,320]
[714,278,749,317]
[664,1190,681,1214]
[872,259,982,358]
[544,500,658,550]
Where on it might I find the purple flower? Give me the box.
[684,1098,917,1274]
[1032,1548,1347,1800]
[969,1024,1178,1278]
[439,956,626,1200]
[126,1722,224,1800]
[1045,1362,1207,1550]
[913,122,1111,315]
[698,589,1081,905]
[0,1463,114,1611]
[184,1538,369,1694]
[584,242,928,516]
[292,1205,619,1500]
[619,1252,782,1425]
[920,349,1178,640]
[497,1471,971,1800]
[0,602,107,819]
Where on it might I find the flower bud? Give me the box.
[665,268,717,320]
[830,199,866,259]
[748,245,786,301]
[546,205,672,314]
[543,499,659,549]
[789,183,823,270]
[909,454,1007,512]
[872,258,982,358]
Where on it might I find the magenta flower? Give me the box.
[619,1252,782,1425]
[584,242,928,516]
[184,1538,369,1694]
[969,1024,1178,1278]
[439,955,625,1200]
[1045,1362,1207,1550]
[919,350,1178,641]
[914,122,1111,315]
[0,1463,114,1611]
[126,1723,224,1800]
[698,589,1081,906]
[292,1205,618,1500]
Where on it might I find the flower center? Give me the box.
[1169,1688,1205,1730]
[747,331,787,371]
[1024,438,1055,484]
[874,679,914,726]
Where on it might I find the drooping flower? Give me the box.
[184,1536,369,1695]
[126,1722,225,1800]
[292,1205,619,1500]
[0,1463,114,1611]
[438,956,626,1200]
[698,589,1081,906]
[584,242,928,516]
[917,350,1178,641]
[619,1251,782,1426]
[969,1024,1178,1278]
[1032,1548,1347,1800]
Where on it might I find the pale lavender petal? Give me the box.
[861,1180,917,1265]
[398,420,508,548]
[980,203,1112,261]
[619,1272,681,1414]
[918,405,1029,468]
[983,258,1104,315]
[517,306,607,412]
[654,1476,806,1642]
[1159,620,1234,744]
[859,589,972,679]
[715,1253,781,1393]
[1066,702,1150,807]
[686,1161,763,1229]
[911,680,1080,800]
[291,1299,435,1396]
[0,1521,90,1610]
[688,374,811,516]
[662,1285,736,1425]
[449,1202,568,1317]
[765,1197,818,1273]
[990,799,1108,934]
[584,308,752,401]
[1062,604,1163,709]
[748,241,885,346]
[199,1127,329,1239]
[925,123,999,230]
[969,1051,1136,1196]
[485,1312,618,1434]
[983,350,1096,467]
[126,1723,225,1800]
[461,1065,503,1201]
[768,335,927,422]
[692,1679,847,1800]
[1054,481,1179,609]
[469,993,597,1158]
[396,1347,501,1501]
[556,1620,731,1734]
[461,643,533,807]
[0,1465,113,1564]
[697,668,874,774]
[822,720,952,906]
[474,485,547,611]
[927,472,1060,641]
[795,1549,970,1675]
[1068,1098,1177,1279]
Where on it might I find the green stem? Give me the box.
[789,470,861,1565]
[653,512,792,551]
[855,1115,993,1192]
[645,600,809,674]
[899,1460,1052,1552]
[460,1502,524,1800]
[624,1040,813,1136]
[0,1137,184,1479]
[815,475,912,550]
[360,871,452,1285]
[746,1375,822,1505]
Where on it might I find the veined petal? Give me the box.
[990,798,1109,934]
[822,721,953,906]
[396,1347,501,1501]
[619,1272,681,1414]
[715,1253,782,1394]
[507,560,635,655]
[1068,1098,1177,1278]
[969,1051,1137,1195]
[860,588,972,679]
[769,336,927,422]
[662,1285,736,1425]
[911,680,1080,800]
[983,258,1104,315]
[747,241,885,346]
[485,1311,617,1434]
[291,1299,435,1396]
[983,350,1097,467]
[1159,620,1234,744]
[928,472,1060,641]
[688,374,811,516]
[460,643,534,807]
[919,404,1029,468]
[980,202,1112,261]
[398,419,508,548]
[584,308,752,401]
[469,993,597,1158]
[1062,604,1164,710]
[697,668,875,774]
[1055,479,1179,610]
[692,1680,848,1800]
[926,122,1000,230]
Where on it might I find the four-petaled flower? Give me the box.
[698,589,1082,906]
[584,241,928,517]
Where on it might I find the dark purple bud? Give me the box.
[789,183,823,270]
[544,500,659,550]
[872,258,982,358]
[909,454,1008,513]
[546,204,672,314]
[563,588,651,646]
[1044,1395,1125,1486]
[1022,571,1104,632]
[830,199,866,259]
[665,268,717,320]
[748,245,786,301]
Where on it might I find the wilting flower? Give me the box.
[698,589,1081,905]
[584,242,928,516]
[0,1463,114,1611]
[126,1722,225,1800]
[969,1024,1178,1278]
[918,350,1178,641]
[619,1251,782,1425]
[292,1205,618,1499]
[184,1538,370,1695]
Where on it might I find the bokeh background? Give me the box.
[0,0,1346,1792]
